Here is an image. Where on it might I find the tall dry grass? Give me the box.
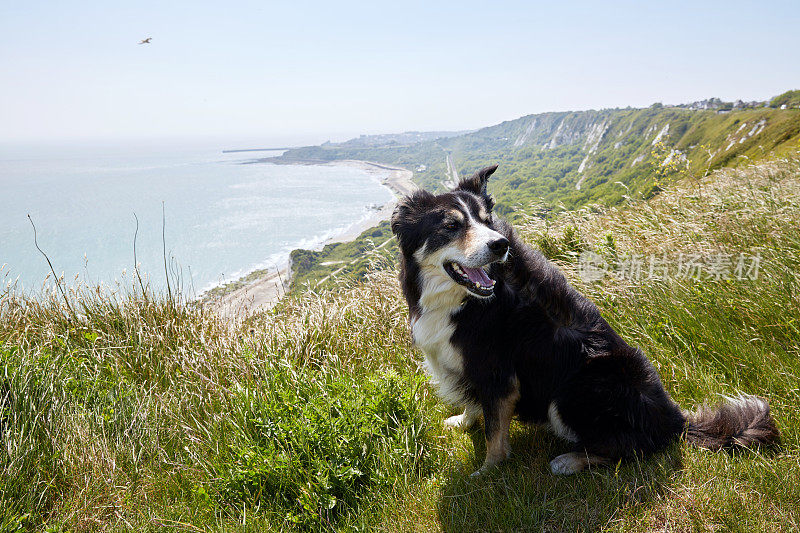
[0,266,439,530]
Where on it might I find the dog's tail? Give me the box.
[683,394,779,450]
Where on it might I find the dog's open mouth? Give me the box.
[444,261,495,296]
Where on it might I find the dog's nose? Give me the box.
[488,237,509,256]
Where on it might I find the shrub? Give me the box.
[217,367,434,528]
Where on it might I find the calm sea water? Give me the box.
[0,142,393,295]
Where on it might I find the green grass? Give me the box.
[216,367,434,528]
[2,156,800,531]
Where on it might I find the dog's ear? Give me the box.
[455,165,498,196]
[391,190,434,251]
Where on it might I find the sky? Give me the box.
[1,0,799,147]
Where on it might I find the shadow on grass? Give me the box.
[436,424,683,532]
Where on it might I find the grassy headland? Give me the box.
[280,95,800,215]
[2,154,799,531]
[282,94,800,292]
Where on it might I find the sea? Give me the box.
[0,142,394,296]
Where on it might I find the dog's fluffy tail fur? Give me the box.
[683,394,779,450]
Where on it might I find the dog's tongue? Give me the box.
[462,265,492,285]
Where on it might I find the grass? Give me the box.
[2,156,800,531]
[0,272,445,531]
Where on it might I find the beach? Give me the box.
[206,160,416,316]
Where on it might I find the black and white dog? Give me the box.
[391,165,779,476]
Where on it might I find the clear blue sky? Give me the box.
[1,0,798,146]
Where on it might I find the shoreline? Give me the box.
[205,159,416,317]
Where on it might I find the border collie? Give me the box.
[390,165,779,476]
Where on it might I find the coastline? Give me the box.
[205,159,416,316]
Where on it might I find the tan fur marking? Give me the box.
[476,378,521,474]
[462,227,478,255]
[448,209,465,223]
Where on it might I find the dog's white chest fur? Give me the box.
[413,305,459,371]
[411,267,470,406]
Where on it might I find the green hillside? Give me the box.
[281,100,800,218]
[770,89,800,109]
[280,96,800,290]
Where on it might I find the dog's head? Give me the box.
[391,165,508,299]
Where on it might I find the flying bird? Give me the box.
[138,38,152,44]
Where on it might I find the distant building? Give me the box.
[675,96,766,111]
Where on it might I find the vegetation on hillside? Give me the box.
[281,103,800,217]
[289,221,396,291]
[769,89,800,109]
[2,155,799,531]
[283,100,800,290]
[0,271,442,531]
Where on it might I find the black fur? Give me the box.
[391,165,780,471]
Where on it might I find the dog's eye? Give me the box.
[444,219,462,231]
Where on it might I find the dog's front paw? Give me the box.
[469,463,494,477]
[443,413,472,430]
[549,453,584,475]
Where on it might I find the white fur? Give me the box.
[549,453,584,475]
[548,402,579,442]
[411,242,469,405]
[443,404,482,430]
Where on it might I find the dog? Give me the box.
[390,165,779,476]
